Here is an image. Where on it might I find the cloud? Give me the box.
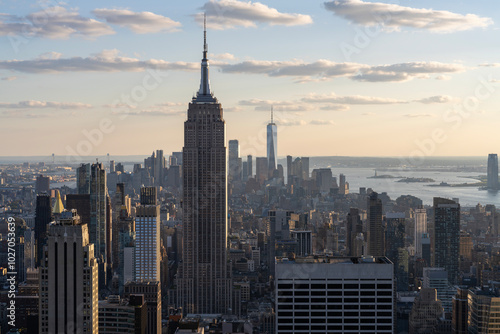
[302,93,405,104]
[274,119,307,126]
[219,59,465,82]
[224,106,243,112]
[324,0,492,33]
[112,110,184,117]
[435,75,451,81]
[352,62,465,82]
[0,50,198,73]
[490,79,500,83]
[414,95,456,104]
[209,53,237,60]
[238,99,314,112]
[404,113,436,118]
[198,0,312,30]
[479,63,500,67]
[319,104,350,111]
[1,76,17,81]
[2,111,53,118]
[0,6,114,39]
[92,9,181,34]
[309,120,335,125]
[0,100,92,109]
[0,51,465,84]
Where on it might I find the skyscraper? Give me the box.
[267,107,277,175]
[228,139,241,182]
[368,192,384,257]
[433,197,460,284]
[487,153,499,190]
[135,187,160,282]
[39,210,98,333]
[176,20,231,314]
[35,193,52,266]
[247,155,253,179]
[35,174,50,194]
[414,207,427,258]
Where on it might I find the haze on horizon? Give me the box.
[1,0,499,157]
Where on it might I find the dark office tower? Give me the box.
[141,186,157,205]
[247,155,253,178]
[434,197,460,285]
[39,210,98,333]
[301,157,309,180]
[345,208,362,256]
[125,281,161,334]
[176,20,231,315]
[77,163,91,194]
[109,160,115,173]
[66,194,91,226]
[228,139,241,182]
[368,192,384,257]
[145,150,166,187]
[267,107,277,175]
[35,193,52,266]
[386,213,408,291]
[452,287,468,334]
[256,157,268,185]
[286,155,292,185]
[89,162,108,288]
[487,153,499,190]
[35,175,50,194]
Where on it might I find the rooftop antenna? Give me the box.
[203,13,207,58]
[271,105,274,124]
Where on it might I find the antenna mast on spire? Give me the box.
[271,105,274,123]
[203,13,207,58]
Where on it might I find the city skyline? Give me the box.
[1,1,500,157]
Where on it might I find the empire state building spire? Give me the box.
[196,14,215,102]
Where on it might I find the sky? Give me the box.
[1,0,500,158]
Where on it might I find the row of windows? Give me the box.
[278,297,393,303]
[278,283,393,290]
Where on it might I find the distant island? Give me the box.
[397,177,435,183]
[367,174,400,179]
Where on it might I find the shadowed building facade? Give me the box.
[176,20,231,314]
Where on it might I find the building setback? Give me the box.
[275,256,395,334]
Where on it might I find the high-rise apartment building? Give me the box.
[408,288,443,334]
[125,281,161,334]
[487,153,499,190]
[267,107,277,175]
[256,157,268,185]
[35,193,52,266]
[176,22,231,314]
[39,210,98,333]
[468,286,500,333]
[414,207,427,258]
[275,256,395,334]
[228,139,242,182]
[247,155,253,179]
[368,192,384,257]
[346,208,363,256]
[135,187,160,282]
[433,197,460,285]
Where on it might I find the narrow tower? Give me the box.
[176,17,232,314]
[267,106,278,176]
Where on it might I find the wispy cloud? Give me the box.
[0,100,92,109]
[309,120,335,125]
[302,93,406,104]
[197,0,312,30]
[404,113,436,118]
[92,9,181,34]
[0,6,114,39]
[274,119,307,126]
[413,95,456,104]
[1,76,17,81]
[324,0,492,33]
[0,50,197,73]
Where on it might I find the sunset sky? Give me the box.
[1,0,500,158]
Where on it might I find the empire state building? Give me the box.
[176,20,232,314]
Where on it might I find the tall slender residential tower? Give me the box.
[367,192,384,257]
[414,207,427,258]
[434,197,460,285]
[177,18,232,314]
[267,107,277,175]
[487,153,499,190]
